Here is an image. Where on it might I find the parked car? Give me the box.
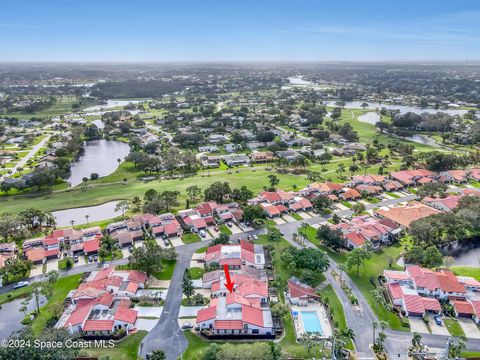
[13,281,30,289]
[226,222,233,228]
[94,255,98,261]
[181,322,194,330]
[434,316,442,326]
[88,256,93,263]
[214,226,219,232]
[199,230,207,238]
[252,234,258,240]
[73,255,79,263]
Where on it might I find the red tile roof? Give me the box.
[452,300,475,315]
[214,320,243,330]
[241,305,264,327]
[196,306,217,323]
[114,307,138,324]
[83,239,100,253]
[127,270,148,284]
[288,278,319,299]
[83,320,115,332]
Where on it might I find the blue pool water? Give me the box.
[301,311,323,334]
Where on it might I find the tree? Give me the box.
[312,196,332,214]
[352,202,366,215]
[202,343,221,360]
[345,244,372,276]
[182,269,195,304]
[316,224,343,250]
[423,245,443,268]
[131,196,142,212]
[209,233,230,246]
[129,241,176,276]
[267,227,282,242]
[0,257,33,285]
[267,174,280,190]
[204,182,231,204]
[149,349,166,360]
[242,205,265,223]
[115,200,129,220]
[186,185,202,203]
[443,256,455,269]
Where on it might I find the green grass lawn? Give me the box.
[451,266,480,281]
[219,224,232,235]
[153,259,177,280]
[444,318,465,337]
[31,274,82,336]
[462,351,480,358]
[321,285,354,350]
[290,212,303,221]
[0,284,33,305]
[182,233,201,244]
[341,201,352,208]
[387,192,401,198]
[189,267,205,280]
[83,330,147,360]
[194,246,207,254]
[57,257,74,270]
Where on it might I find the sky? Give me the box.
[1,0,480,62]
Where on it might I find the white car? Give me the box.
[13,281,30,289]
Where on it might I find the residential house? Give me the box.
[374,201,442,229]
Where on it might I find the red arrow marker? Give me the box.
[223,264,235,293]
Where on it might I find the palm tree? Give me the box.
[372,321,378,345]
[340,327,356,342]
[411,332,422,349]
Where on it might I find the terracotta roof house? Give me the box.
[286,277,320,306]
[204,240,265,270]
[374,201,441,229]
[339,188,362,200]
[422,194,465,212]
[56,267,145,335]
[250,151,275,163]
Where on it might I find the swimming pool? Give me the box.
[301,311,323,334]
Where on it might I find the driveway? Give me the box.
[179,305,206,317]
[335,203,349,211]
[272,217,286,225]
[30,264,43,277]
[135,318,159,331]
[46,259,59,272]
[282,214,296,223]
[229,223,243,234]
[458,318,480,339]
[170,237,184,247]
[297,211,311,219]
[208,226,221,238]
[135,306,163,318]
[429,320,450,336]
[409,317,429,334]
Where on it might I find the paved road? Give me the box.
[1,135,51,180]
[139,240,208,360]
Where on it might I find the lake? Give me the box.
[0,295,47,340]
[52,200,122,227]
[357,112,380,125]
[83,99,146,112]
[446,243,480,267]
[67,139,130,187]
[326,101,468,116]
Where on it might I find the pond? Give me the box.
[52,200,122,227]
[67,139,130,187]
[0,295,47,340]
[326,101,468,116]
